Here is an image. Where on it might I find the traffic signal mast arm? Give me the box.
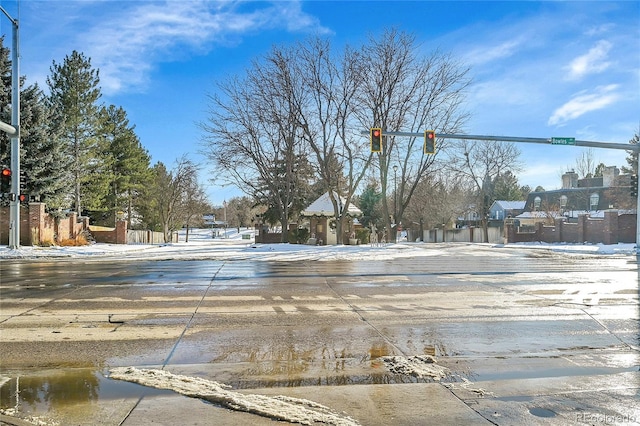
[363,128,640,255]
[361,130,639,153]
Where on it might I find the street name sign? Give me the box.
[551,137,576,145]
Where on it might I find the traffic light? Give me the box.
[18,193,29,204]
[370,128,382,153]
[631,174,638,197]
[1,167,11,195]
[424,130,436,154]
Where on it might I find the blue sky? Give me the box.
[1,0,638,206]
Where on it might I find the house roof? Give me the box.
[492,200,526,210]
[301,192,362,217]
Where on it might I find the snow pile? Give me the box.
[503,241,636,255]
[109,367,359,426]
[379,356,492,396]
[0,408,59,426]
[379,355,450,380]
[443,377,493,397]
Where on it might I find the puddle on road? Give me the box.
[0,345,456,423]
[529,407,557,418]
[471,364,639,382]
[0,346,454,423]
[0,368,173,424]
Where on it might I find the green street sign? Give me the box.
[551,137,576,145]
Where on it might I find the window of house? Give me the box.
[560,195,568,209]
[590,193,599,210]
[534,196,541,211]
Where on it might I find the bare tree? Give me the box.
[181,174,210,243]
[225,196,261,231]
[405,171,472,233]
[574,148,598,178]
[149,156,201,243]
[356,29,471,241]
[201,30,470,245]
[448,140,522,241]
[294,37,370,241]
[201,46,308,241]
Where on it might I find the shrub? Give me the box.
[289,227,310,244]
[355,228,370,244]
[59,233,90,246]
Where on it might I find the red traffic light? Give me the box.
[19,194,27,202]
[1,168,10,177]
[370,127,382,153]
[424,130,436,154]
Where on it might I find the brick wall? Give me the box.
[507,212,636,245]
[91,221,128,244]
[0,203,88,246]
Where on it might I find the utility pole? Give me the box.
[1,6,20,249]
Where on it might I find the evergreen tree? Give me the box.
[358,181,383,229]
[47,50,104,215]
[0,37,68,209]
[0,36,12,171]
[137,162,168,232]
[99,105,152,226]
[493,171,525,201]
[622,131,639,175]
[19,84,70,210]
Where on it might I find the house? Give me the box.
[519,167,635,225]
[489,200,526,221]
[515,166,636,226]
[300,192,362,245]
[506,166,637,244]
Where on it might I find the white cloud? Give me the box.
[548,84,620,126]
[76,1,329,94]
[565,40,612,81]
[463,37,524,67]
[584,24,615,37]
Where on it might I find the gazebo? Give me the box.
[300,192,362,245]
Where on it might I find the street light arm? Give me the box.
[0,121,17,137]
[0,6,18,25]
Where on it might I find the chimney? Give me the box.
[562,170,578,189]
[602,166,619,187]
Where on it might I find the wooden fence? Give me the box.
[127,229,177,244]
[424,226,504,244]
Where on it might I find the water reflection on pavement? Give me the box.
[1,245,638,425]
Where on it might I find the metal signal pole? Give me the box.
[1,6,20,249]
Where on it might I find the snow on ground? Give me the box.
[501,241,637,255]
[109,367,359,426]
[379,355,450,380]
[0,228,636,261]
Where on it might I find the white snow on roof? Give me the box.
[301,192,362,217]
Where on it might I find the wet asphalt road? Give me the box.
[0,244,639,425]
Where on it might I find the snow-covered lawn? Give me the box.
[0,228,636,261]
